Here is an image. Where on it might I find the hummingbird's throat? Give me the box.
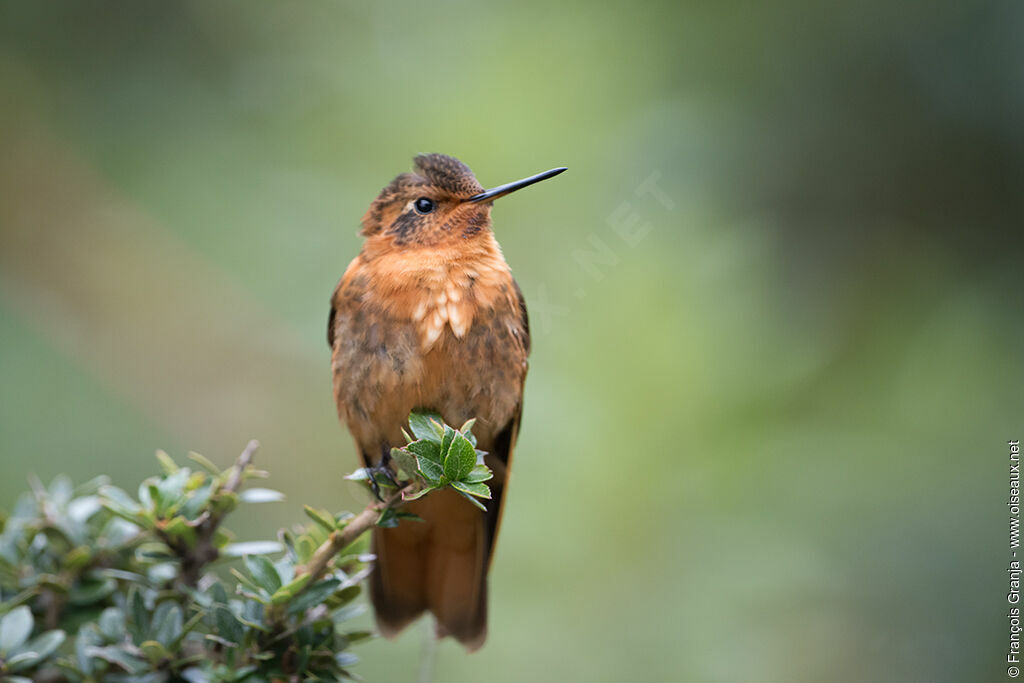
[361,232,512,350]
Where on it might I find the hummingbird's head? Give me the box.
[360,154,566,248]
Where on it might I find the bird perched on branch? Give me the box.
[328,154,565,650]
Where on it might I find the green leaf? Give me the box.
[342,628,374,643]
[295,536,317,564]
[303,506,338,532]
[98,607,126,642]
[229,568,264,595]
[335,651,360,667]
[187,451,220,474]
[139,639,170,665]
[233,665,260,678]
[402,485,436,502]
[244,555,282,593]
[175,610,205,647]
[376,507,399,528]
[222,541,284,557]
[444,432,477,482]
[25,629,65,661]
[344,468,370,482]
[83,645,148,674]
[390,447,420,481]
[75,624,101,675]
[212,527,232,549]
[396,511,424,522]
[129,588,148,637]
[0,606,33,652]
[331,584,361,607]
[408,411,444,442]
[98,517,142,546]
[286,578,341,616]
[234,614,270,633]
[99,485,143,517]
[96,566,143,582]
[241,598,264,624]
[155,468,191,514]
[440,424,456,458]
[163,516,197,548]
[180,584,213,609]
[63,546,92,571]
[455,489,487,511]
[239,488,285,503]
[331,604,366,625]
[451,480,491,499]
[464,464,493,484]
[409,443,444,483]
[48,474,73,505]
[151,603,183,646]
[155,450,179,475]
[6,651,45,673]
[185,471,206,491]
[235,590,269,607]
[407,439,441,464]
[210,490,239,517]
[141,482,157,509]
[147,562,177,585]
[180,482,214,519]
[270,574,311,605]
[69,577,117,606]
[72,475,110,497]
[459,418,478,446]
[135,541,175,561]
[212,606,244,646]
[67,495,102,524]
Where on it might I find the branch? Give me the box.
[221,440,260,499]
[294,484,413,587]
[179,440,260,586]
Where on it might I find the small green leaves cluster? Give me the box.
[398,413,493,510]
[99,450,281,567]
[0,448,369,682]
[0,412,485,681]
[348,412,493,514]
[0,606,65,681]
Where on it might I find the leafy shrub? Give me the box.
[0,412,489,682]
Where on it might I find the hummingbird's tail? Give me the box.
[369,488,488,651]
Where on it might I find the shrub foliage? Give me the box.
[0,412,489,682]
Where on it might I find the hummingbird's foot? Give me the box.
[367,446,400,501]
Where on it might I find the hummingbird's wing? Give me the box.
[327,299,337,348]
[481,404,521,568]
[513,279,531,355]
[480,279,530,567]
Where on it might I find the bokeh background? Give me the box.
[1,2,1021,681]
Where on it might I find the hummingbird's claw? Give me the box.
[367,446,400,501]
[367,466,400,501]
[367,470,383,501]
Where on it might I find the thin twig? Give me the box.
[179,440,259,586]
[222,440,260,499]
[293,484,413,588]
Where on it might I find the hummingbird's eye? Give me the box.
[413,197,435,214]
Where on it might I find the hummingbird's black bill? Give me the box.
[467,166,567,203]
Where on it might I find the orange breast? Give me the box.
[350,233,516,350]
[329,233,528,452]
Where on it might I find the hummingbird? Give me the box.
[328,154,566,650]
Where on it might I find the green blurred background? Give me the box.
[1,1,1020,681]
